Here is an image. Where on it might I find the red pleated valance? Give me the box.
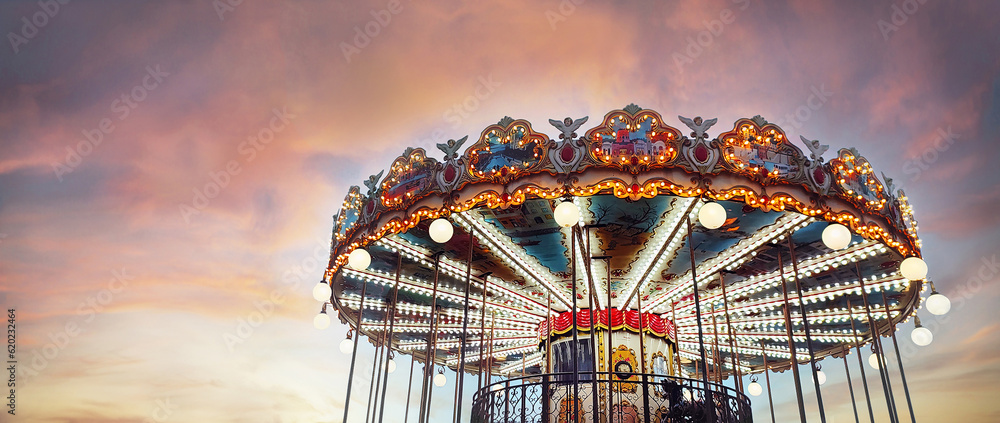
[537,308,675,342]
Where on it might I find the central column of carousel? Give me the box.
[541,307,682,423]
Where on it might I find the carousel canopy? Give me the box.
[324,105,924,377]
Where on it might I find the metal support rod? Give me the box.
[856,264,899,423]
[638,292,651,423]
[842,346,861,423]
[787,235,827,423]
[686,215,715,422]
[882,290,917,423]
[342,278,368,423]
[569,225,580,423]
[671,302,682,378]
[404,354,416,423]
[761,339,776,423]
[848,299,877,423]
[547,293,553,374]
[478,267,488,391]
[365,305,388,423]
[417,255,442,423]
[605,256,613,420]
[487,313,495,388]
[580,227,600,422]
[423,309,440,423]
[377,253,403,423]
[453,232,475,423]
[710,304,722,385]
[777,251,808,423]
[721,272,742,393]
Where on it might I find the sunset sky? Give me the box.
[1,0,999,422]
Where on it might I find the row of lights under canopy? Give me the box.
[314,200,950,391]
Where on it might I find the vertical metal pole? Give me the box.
[418,255,442,423]
[478,270,489,391]
[545,292,552,422]
[423,309,440,423]
[857,266,899,423]
[761,340,776,423]
[404,354,416,423]
[848,299,877,423]
[547,293,553,374]
[638,293,651,423]
[605,257,613,420]
[671,302,682,378]
[377,254,403,423]
[842,346,862,423]
[721,273,742,393]
[487,314,496,388]
[686,215,715,422]
[570,225,580,423]
[777,251,808,423]
[787,235,827,422]
[342,279,368,423]
[581,228,600,423]
[365,307,388,423]
[881,291,917,423]
[710,304,722,385]
[454,231,475,423]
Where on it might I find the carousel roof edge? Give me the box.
[326,106,921,279]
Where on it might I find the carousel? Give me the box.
[314,105,949,423]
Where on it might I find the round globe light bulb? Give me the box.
[814,370,827,385]
[339,338,354,354]
[899,257,928,281]
[429,218,454,243]
[747,381,763,397]
[312,282,332,302]
[911,326,933,346]
[490,383,503,392]
[433,372,447,387]
[347,248,371,270]
[925,292,951,315]
[387,359,397,374]
[698,202,727,229]
[822,223,852,250]
[554,201,580,227]
[868,353,881,369]
[313,312,330,330]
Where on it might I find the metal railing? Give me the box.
[471,372,751,423]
